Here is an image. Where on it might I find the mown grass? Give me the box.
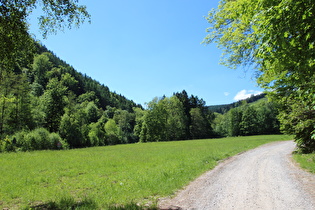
[293,153,315,174]
[0,135,291,209]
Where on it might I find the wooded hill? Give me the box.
[208,93,267,114]
[35,44,141,112]
[0,44,280,152]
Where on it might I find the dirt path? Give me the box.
[158,141,315,209]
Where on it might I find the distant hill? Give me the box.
[208,93,267,114]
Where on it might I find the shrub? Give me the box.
[14,130,31,151]
[11,128,67,152]
[0,136,16,152]
[49,132,69,150]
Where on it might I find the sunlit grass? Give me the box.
[293,153,315,174]
[0,135,291,209]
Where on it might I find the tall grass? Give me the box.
[0,135,291,209]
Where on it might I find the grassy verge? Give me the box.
[293,153,315,174]
[0,135,291,209]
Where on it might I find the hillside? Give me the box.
[208,93,267,114]
[0,42,280,152]
[36,44,141,112]
[0,43,217,151]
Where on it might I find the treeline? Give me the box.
[213,99,280,137]
[208,93,266,114]
[135,90,215,142]
[0,45,142,151]
[0,45,281,152]
[0,45,214,151]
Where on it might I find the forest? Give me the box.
[0,43,280,152]
[3,0,314,153]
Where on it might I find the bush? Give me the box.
[9,128,67,152]
[49,132,69,150]
[14,130,30,151]
[0,136,16,152]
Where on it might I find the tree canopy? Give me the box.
[0,0,90,72]
[205,0,315,152]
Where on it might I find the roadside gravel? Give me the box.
[158,141,315,209]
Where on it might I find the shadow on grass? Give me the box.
[25,196,97,210]
[107,203,158,210]
[25,197,158,210]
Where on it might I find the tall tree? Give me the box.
[0,71,33,136]
[41,78,67,132]
[189,108,211,139]
[205,0,315,152]
[227,108,242,137]
[0,0,90,75]
[240,106,259,136]
[141,97,168,142]
[165,96,187,140]
[32,53,52,87]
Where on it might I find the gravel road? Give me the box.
[158,141,315,210]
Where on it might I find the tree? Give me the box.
[104,119,121,145]
[255,100,280,135]
[141,97,168,142]
[0,71,33,136]
[164,96,187,140]
[227,108,242,137]
[59,112,85,148]
[88,121,105,147]
[41,78,67,132]
[32,53,52,87]
[133,107,146,142]
[85,101,100,124]
[113,109,136,143]
[213,112,228,137]
[174,90,213,139]
[1,0,90,73]
[240,106,259,136]
[205,0,315,152]
[189,108,211,139]
[140,96,188,142]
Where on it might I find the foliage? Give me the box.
[0,71,34,135]
[0,0,90,70]
[0,40,285,151]
[208,93,266,114]
[0,135,291,208]
[205,0,315,152]
[3,128,68,152]
[104,119,121,145]
[0,46,144,151]
[213,100,280,137]
[137,95,211,142]
[189,108,211,139]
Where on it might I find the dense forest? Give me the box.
[213,98,280,137]
[0,43,281,152]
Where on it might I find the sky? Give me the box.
[29,0,263,106]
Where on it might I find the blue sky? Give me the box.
[29,0,263,106]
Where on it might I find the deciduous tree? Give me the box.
[1,0,90,74]
[205,0,315,152]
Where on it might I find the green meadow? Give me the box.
[293,153,315,174]
[0,135,291,209]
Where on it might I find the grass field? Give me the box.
[293,153,315,174]
[0,135,291,209]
